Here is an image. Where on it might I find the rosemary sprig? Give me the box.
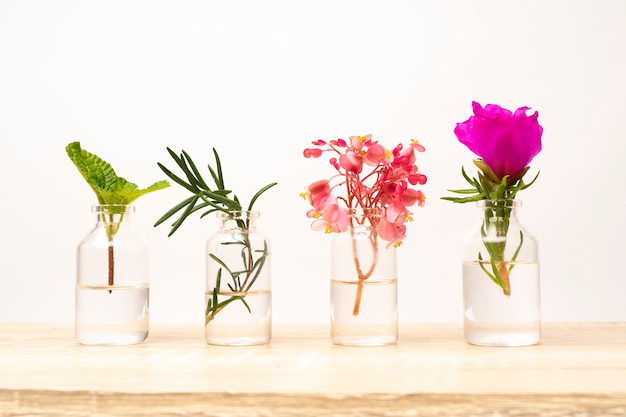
[155,148,277,322]
[205,241,268,324]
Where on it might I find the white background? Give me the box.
[1,0,625,324]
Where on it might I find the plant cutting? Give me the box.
[154,148,277,325]
[302,134,427,316]
[66,142,170,289]
[443,101,543,295]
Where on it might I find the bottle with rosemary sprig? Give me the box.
[155,148,277,346]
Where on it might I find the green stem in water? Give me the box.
[205,239,268,324]
[478,230,524,296]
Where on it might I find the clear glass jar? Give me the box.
[205,210,271,345]
[463,199,540,346]
[75,205,149,345]
[330,208,398,346]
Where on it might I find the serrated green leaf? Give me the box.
[67,142,170,288]
[66,142,170,206]
[66,142,119,204]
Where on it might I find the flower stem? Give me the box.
[498,261,511,296]
[351,231,377,316]
[353,282,364,316]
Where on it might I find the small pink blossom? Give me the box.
[408,172,427,185]
[377,218,407,248]
[339,151,363,174]
[311,203,349,234]
[330,138,347,147]
[409,140,425,153]
[305,179,332,210]
[303,148,323,158]
[302,134,427,245]
[385,202,409,225]
[364,143,386,166]
[400,188,425,207]
[349,134,372,150]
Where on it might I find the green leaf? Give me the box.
[157,162,196,193]
[461,166,481,189]
[445,188,481,195]
[155,147,276,236]
[441,194,485,203]
[473,159,500,183]
[182,150,210,190]
[519,171,540,191]
[66,142,119,204]
[66,142,170,206]
[248,182,278,211]
[211,148,225,189]
[153,195,197,227]
[478,252,507,290]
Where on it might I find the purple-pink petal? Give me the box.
[455,101,543,179]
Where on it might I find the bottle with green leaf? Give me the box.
[155,148,277,346]
[67,142,169,345]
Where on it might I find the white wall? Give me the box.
[1,0,625,324]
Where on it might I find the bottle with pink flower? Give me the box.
[302,135,427,346]
[444,101,543,347]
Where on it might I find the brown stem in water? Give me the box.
[108,242,114,293]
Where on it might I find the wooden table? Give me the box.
[1,323,625,416]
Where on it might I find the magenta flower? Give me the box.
[454,101,542,180]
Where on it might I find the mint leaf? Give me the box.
[66,142,169,206]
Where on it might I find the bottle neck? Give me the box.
[94,205,134,225]
[347,208,382,230]
[477,199,520,220]
[218,210,259,231]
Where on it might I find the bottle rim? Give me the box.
[476,199,521,209]
[346,207,382,217]
[216,210,260,219]
[91,204,135,214]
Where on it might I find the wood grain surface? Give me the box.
[1,322,625,416]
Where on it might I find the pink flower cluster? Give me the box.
[302,134,427,248]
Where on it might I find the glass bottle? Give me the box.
[205,210,271,345]
[463,199,540,346]
[75,205,149,345]
[331,208,398,346]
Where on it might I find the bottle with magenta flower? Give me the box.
[443,101,543,347]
